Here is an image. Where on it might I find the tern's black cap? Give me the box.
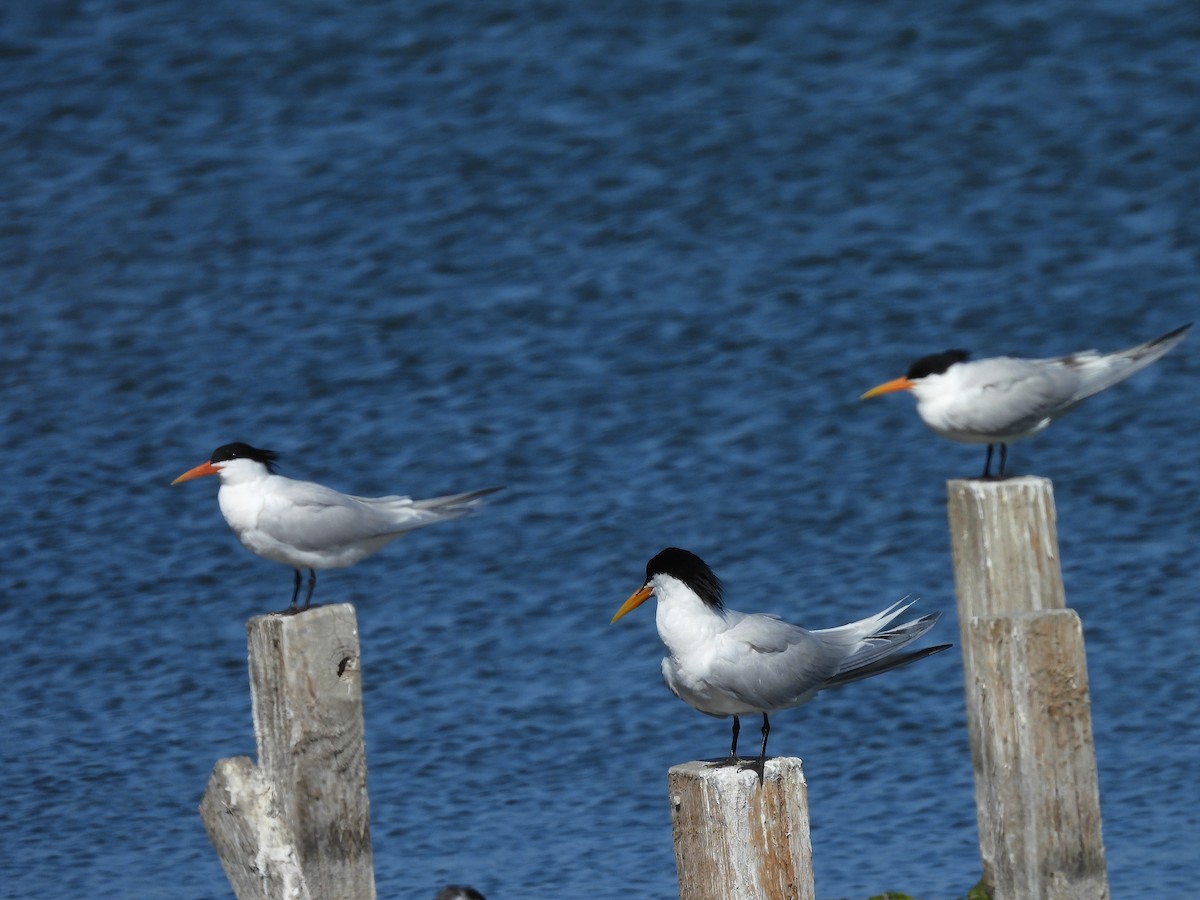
[646,547,724,611]
[210,442,279,473]
[906,349,969,381]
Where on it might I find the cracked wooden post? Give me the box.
[668,758,814,900]
[200,604,376,900]
[948,476,1108,900]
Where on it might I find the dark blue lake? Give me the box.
[2,2,1197,897]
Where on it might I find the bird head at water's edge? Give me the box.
[859,349,971,399]
[611,547,724,623]
[171,442,280,484]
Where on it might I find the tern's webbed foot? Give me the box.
[708,755,766,784]
[274,602,322,616]
[707,755,744,770]
[738,757,766,784]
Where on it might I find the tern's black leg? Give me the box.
[981,444,994,479]
[288,569,302,610]
[302,568,317,610]
[739,713,770,784]
[999,443,1008,479]
[276,569,306,616]
[708,715,742,769]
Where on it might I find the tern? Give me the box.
[172,442,502,611]
[611,547,950,782]
[434,888,486,900]
[860,323,1190,478]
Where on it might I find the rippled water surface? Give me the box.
[2,2,1198,898]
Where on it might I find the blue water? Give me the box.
[2,2,1197,898]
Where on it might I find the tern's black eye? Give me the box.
[906,349,969,380]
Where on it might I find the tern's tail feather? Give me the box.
[361,485,504,536]
[1065,322,1190,403]
[411,485,505,516]
[817,600,950,688]
[826,639,951,687]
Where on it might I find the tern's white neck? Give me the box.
[908,366,959,406]
[653,574,728,658]
[213,458,275,550]
[908,365,980,436]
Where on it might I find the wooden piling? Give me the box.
[947,475,1065,615]
[200,604,376,900]
[948,477,1108,900]
[668,758,815,900]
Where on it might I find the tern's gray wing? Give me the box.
[708,600,946,711]
[956,356,1087,435]
[958,324,1191,435]
[259,480,416,552]
[707,613,847,711]
[267,482,500,552]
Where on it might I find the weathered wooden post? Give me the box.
[200,603,376,900]
[948,476,1108,900]
[668,758,815,900]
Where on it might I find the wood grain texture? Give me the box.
[200,604,375,900]
[964,611,1108,900]
[947,475,1065,617]
[668,759,814,900]
[200,756,312,900]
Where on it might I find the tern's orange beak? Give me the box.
[859,376,914,400]
[171,460,220,485]
[611,584,653,624]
